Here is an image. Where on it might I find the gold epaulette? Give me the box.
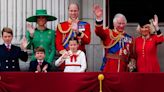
[101,29,122,48]
[59,49,67,55]
[57,23,71,34]
[101,37,121,48]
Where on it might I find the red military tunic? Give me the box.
[95,24,134,73]
[55,20,91,71]
[135,35,164,72]
[56,20,91,54]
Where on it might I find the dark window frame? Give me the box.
[106,0,164,28]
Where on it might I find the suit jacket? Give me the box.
[29,60,51,72]
[0,44,28,71]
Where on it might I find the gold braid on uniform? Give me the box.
[62,34,66,43]
[58,24,71,34]
[63,29,73,46]
[110,29,124,40]
[102,29,123,48]
[57,23,73,46]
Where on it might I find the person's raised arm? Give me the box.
[26,23,35,49]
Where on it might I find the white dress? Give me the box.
[55,50,87,72]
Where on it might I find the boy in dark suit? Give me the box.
[0,27,28,71]
[29,47,51,73]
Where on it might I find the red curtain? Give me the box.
[0,72,164,92]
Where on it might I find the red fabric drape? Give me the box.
[0,72,164,92]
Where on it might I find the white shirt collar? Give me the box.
[37,60,44,63]
[5,43,11,49]
[68,50,81,55]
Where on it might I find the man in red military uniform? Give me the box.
[55,3,91,71]
[56,3,91,54]
[93,5,135,72]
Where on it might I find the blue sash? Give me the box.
[63,21,87,49]
[63,32,75,49]
[100,33,132,71]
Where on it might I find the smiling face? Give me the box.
[2,32,13,44]
[68,40,79,53]
[37,16,47,26]
[68,4,79,20]
[140,24,150,36]
[35,51,45,60]
[1,28,13,45]
[113,16,126,32]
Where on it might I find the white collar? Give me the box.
[5,43,11,48]
[37,60,44,63]
[68,50,81,55]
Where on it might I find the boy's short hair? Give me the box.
[68,3,79,10]
[34,47,45,54]
[1,27,13,36]
[68,37,79,44]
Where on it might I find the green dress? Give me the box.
[26,28,55,63]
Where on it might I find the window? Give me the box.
[107,0,163,28]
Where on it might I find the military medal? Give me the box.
[78,24,85,32]
[124,37,128,42]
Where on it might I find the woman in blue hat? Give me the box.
[26,9,57,64]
